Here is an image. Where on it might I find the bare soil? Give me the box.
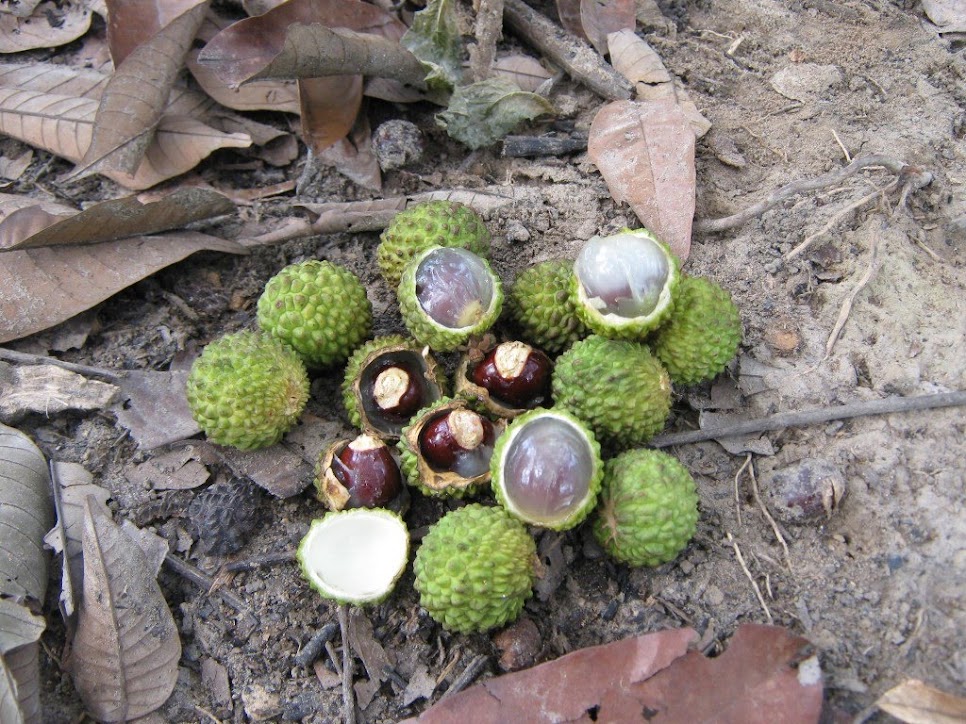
[10,0,965,722]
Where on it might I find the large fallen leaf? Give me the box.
[493,55,553,93]
[300,75,363,154]
[112,369,201,450]
[588,99,696,259]
[437,77,555,150]
[0,656,24,724]
[71,1,209,180]
[0,88,251,189]
[68,498,181,722]
[0,230,246,344]
[0,600,45,654]
[3,644,41,724]
[0,188,233,250]
[0,1,103,53]
[876,679,966,724]
[105,0,205,65]
[185,49,300,114]
[408,625,822,722]
[0,424,53,603]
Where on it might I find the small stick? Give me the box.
[223,550,296,573]
[438,654,489,701]
[733,454,752,527]
[337,605,356,724]
[695,154,931,234]
[469,0,505,82]
[825,229,881,357]
[295,622,340,668]
[830,129,852,162]
[163,553,252,614]
[502,0,633,101]
[747,460,791,570]
[325,641,343,677]
[784,183,892,261]
[727,533,772,624]
[502,134,588,157]
[650,390,966,448]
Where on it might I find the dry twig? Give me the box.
[338,604,356,724]
[733,454,752,527]
[748,460,791,570]
[439,654,489,701]
[695,154,932,234]
[163,553,252,615]
[727,533,772,623]
[825,227,881,357]
[650,390,966,447]
[470,0,505,82]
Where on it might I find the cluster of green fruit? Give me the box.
[184,200,742,635]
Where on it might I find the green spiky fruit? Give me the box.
[593,449,698,567]
[341,335,446,439]
[552,335,671,449]
[398,397,501,498]
[491,408,603,530]
[297,509,409,605]
[506,259,589,354]
[650,275,742,385]
[570,229,680,340]
[414,504,536,633]
[257,260,372,368]
[185,330,309,450]
[398,246,503,352]
[378,200,491,287]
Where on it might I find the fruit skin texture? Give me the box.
[398,246,503,352]
[378,200,491,287]
[186,330,309,450]
[490,408,603,531]
[414,503,536,634]
[257,260,372,368]
[507,260,588,354]
[552,335,671,449]
[570,230,680,341]
[593,449,698,567]
[650,275,742,386]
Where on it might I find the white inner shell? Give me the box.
[575,233,669,319]
[303,513,408,599]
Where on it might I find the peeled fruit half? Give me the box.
[593,448,698,567]
[297,509,409,605]
[491,408,603,530]
[398,246,503,352]
[570,229,680,340]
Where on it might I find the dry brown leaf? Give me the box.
[69,498,181,722]
[4,643,41,724]
[0,188,233,250]
[105,0,205,65]
[877,679,966,724]
[111,369,201,450]
[0,1,103,53]
[0,0,44,17]
[0,88,251,189]
[316,112,381,190]
[409,625,822,723]
[71,1,209,180]
[300,75,363,154]
[185,48,300,114]
[0,150,31,181]
[555,0,585,40]
[492,55,553,93]
[580,0,635,55]
[0,653,26,724]
[0,231,246,344]
[588,99,696,259]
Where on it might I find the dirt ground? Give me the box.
[7,0,965,722]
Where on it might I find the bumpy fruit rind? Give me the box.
[414,503,536,633]
[398,246,503,352]
[552,335,671,449]
[378,200,491,287]
[650,275,742,386]
[490,407,603,530]
[341,335,446,438]
[297,509,409,605]
[507,259,588,354]
[593,449,698,567]
[185,330,309,450]
[398,397,503,498]
[570,229,680,340]
[257,260,372,368]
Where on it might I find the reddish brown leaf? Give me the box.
[72,1,209,179]
[105,0,203,65]
[0,1,103,53]
[0,188,234,250]
[185,49,300,114]
[300,75,363,154]
[0,231,246,344]
[876,679,966,724]
[555,0,586,40]
[409,625,823,724]
[580,0,636,55]
[316,111,381,191]
[588,99,696,259]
